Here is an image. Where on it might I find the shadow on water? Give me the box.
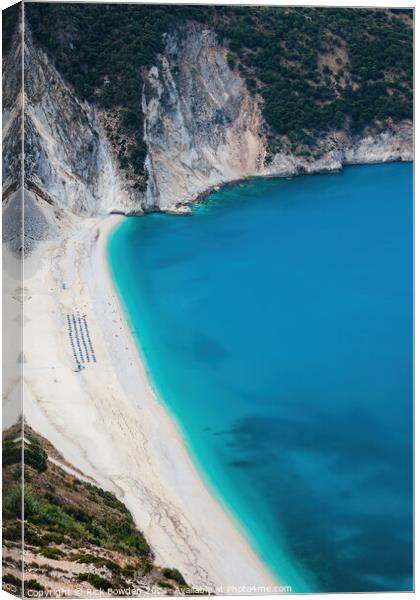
[193,332,229,364]
[221,412,412,592]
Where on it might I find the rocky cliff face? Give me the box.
[143,23,265,212]
[263,122,413,178]
[2,15,22,202]
[3,25,146,255]
[2,14,24,256]
[143,24,413,210]
[23,28,140,218]
[2,20,414,247]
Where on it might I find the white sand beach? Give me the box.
[15,213,279,593]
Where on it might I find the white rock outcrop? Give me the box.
[23,28,139,217]
[263,123,413,178]
[143,23,265,212]
[2,20,413,251]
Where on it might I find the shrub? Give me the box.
[25,438,48,472]
[3,574,21,587]
[227,53,236,69]
[141,560,153,575]
[162,568,187,585]
[76,573,113,591]
[25,579,45,591]
[24,528,44,546]
[3,439,21,468]
[71,553,121,572]
[37,546,64,559]
[3,521,21,541]
[3,486,23,519]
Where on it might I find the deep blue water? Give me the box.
[108,163,413,593]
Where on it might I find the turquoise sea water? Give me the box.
[108,163,413,593]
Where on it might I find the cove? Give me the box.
[107,163,413,593]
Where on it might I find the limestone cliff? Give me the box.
[2,20,414,248]
[142,23,265,212]
[142,23,412,211]
[3,24,145,255]
[23,28,141,218]
[263,122,413,178]
[2,11,22,203]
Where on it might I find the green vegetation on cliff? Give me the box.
[3,425,189,596]
[26,4,412,173]
[213,7,412,156]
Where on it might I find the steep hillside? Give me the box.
[3,424,192,597]
[213,7,413,157]
[27,4,413,172]
[1,4,413,245]
[142,22,265,211]
[24,27,137,216]
[2,2,22,202]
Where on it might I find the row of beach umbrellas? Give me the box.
[66,313,97,365]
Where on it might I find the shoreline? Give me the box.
[195,156,413,206]
[15,159,412,594]
[98,215,287,591]
[136,154,413,217]
[21,211,281,593]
